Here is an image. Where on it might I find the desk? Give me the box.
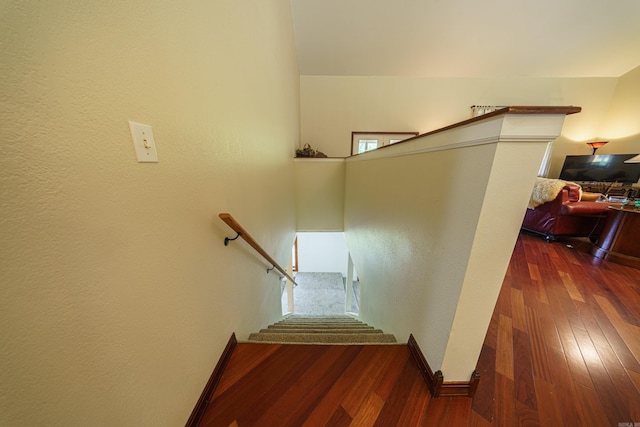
[592,206,640,268]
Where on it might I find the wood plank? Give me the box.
[527,262,541,281]
[203,345,324,427]
[395,370,431,426]
[545,284,594,388]
[326,406,352,427]
[572,325,633,425]
[532,300,563,354]
[533,376,564,427]
[348,392,385,427]
[512,328,537,410]
[525,306,553,383]
[515,400,540,426]
[594,294,640,364]
[511,288,527,332]
[301,346,389,426]
[341,346,399,417]
[441,397,473,426]
[470,344,495,422]
[591,300,640,372]
[467,410,493,427]
[558,270,585,302]
[494,372,515,426]
[573,382,612,427]
[594,343,640,421]
[626,369,640,395]
[374,346,414,400]
[212,343,280,399]
[252,345,361,427]
[420,396,449,425]
[495,314,514,380]
[373,356,430,426]
[546,348,589,427]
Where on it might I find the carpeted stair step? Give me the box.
[258,328,383,334]
[247,316,397,345]
[267,323,375,330]
[247,332,397,344]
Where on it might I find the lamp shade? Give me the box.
[624,154,640,163]
[587,141,608,154]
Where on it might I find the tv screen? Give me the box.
[559,154,640,184]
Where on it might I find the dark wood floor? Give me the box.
[198,232,640,426]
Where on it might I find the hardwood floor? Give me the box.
[199,344,432,426]
[470,232,640,426]
[197,232,640,426]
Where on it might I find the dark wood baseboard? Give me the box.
[185,333,237,427]
[407,334,479,398]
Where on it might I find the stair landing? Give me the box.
[198,342,432,426]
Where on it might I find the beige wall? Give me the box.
[546,65,640,178]
[344,113,567,381]
[0,1,299,426]
[300,72,640,180]
[294,159,345,231]
[300,75,619,158]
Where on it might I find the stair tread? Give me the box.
[249,316,397,345]
[260,328,384,334]
[268,325,375,329]
[248,333,397,344]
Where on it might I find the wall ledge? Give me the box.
[347,105,581,162]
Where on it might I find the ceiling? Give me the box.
[290,0,640,78]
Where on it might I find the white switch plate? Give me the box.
[129,121,158,162]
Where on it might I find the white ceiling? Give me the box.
[290,0,640,78]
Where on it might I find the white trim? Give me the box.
[347,114,566,163]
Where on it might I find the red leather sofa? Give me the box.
[521,182,610,242]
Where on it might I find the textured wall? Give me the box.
[294,158,345,231]
[299,75,619,158]
[344,114,564,381]
[0,1,299,425]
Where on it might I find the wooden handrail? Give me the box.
[219,213,298,286]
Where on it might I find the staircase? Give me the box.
[247,315,397,344]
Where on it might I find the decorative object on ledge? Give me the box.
[296,143,327,158]
[624,154,640,163]
[587,140,608,154]
[470,105,505,117]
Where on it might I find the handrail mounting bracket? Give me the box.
[224,232,242,246]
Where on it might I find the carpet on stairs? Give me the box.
[247,315,397,345]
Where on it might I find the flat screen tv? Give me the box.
[559,154,640,184]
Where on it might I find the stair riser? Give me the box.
[260,329,384,334]
[248,334,397,344]
[269,323,375,329]
[248,316,397,345]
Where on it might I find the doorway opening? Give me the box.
[281,232,359,316]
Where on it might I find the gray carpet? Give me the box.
[248,315,397,344]
[282,272,359,315]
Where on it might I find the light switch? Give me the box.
[129,121,158,162]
